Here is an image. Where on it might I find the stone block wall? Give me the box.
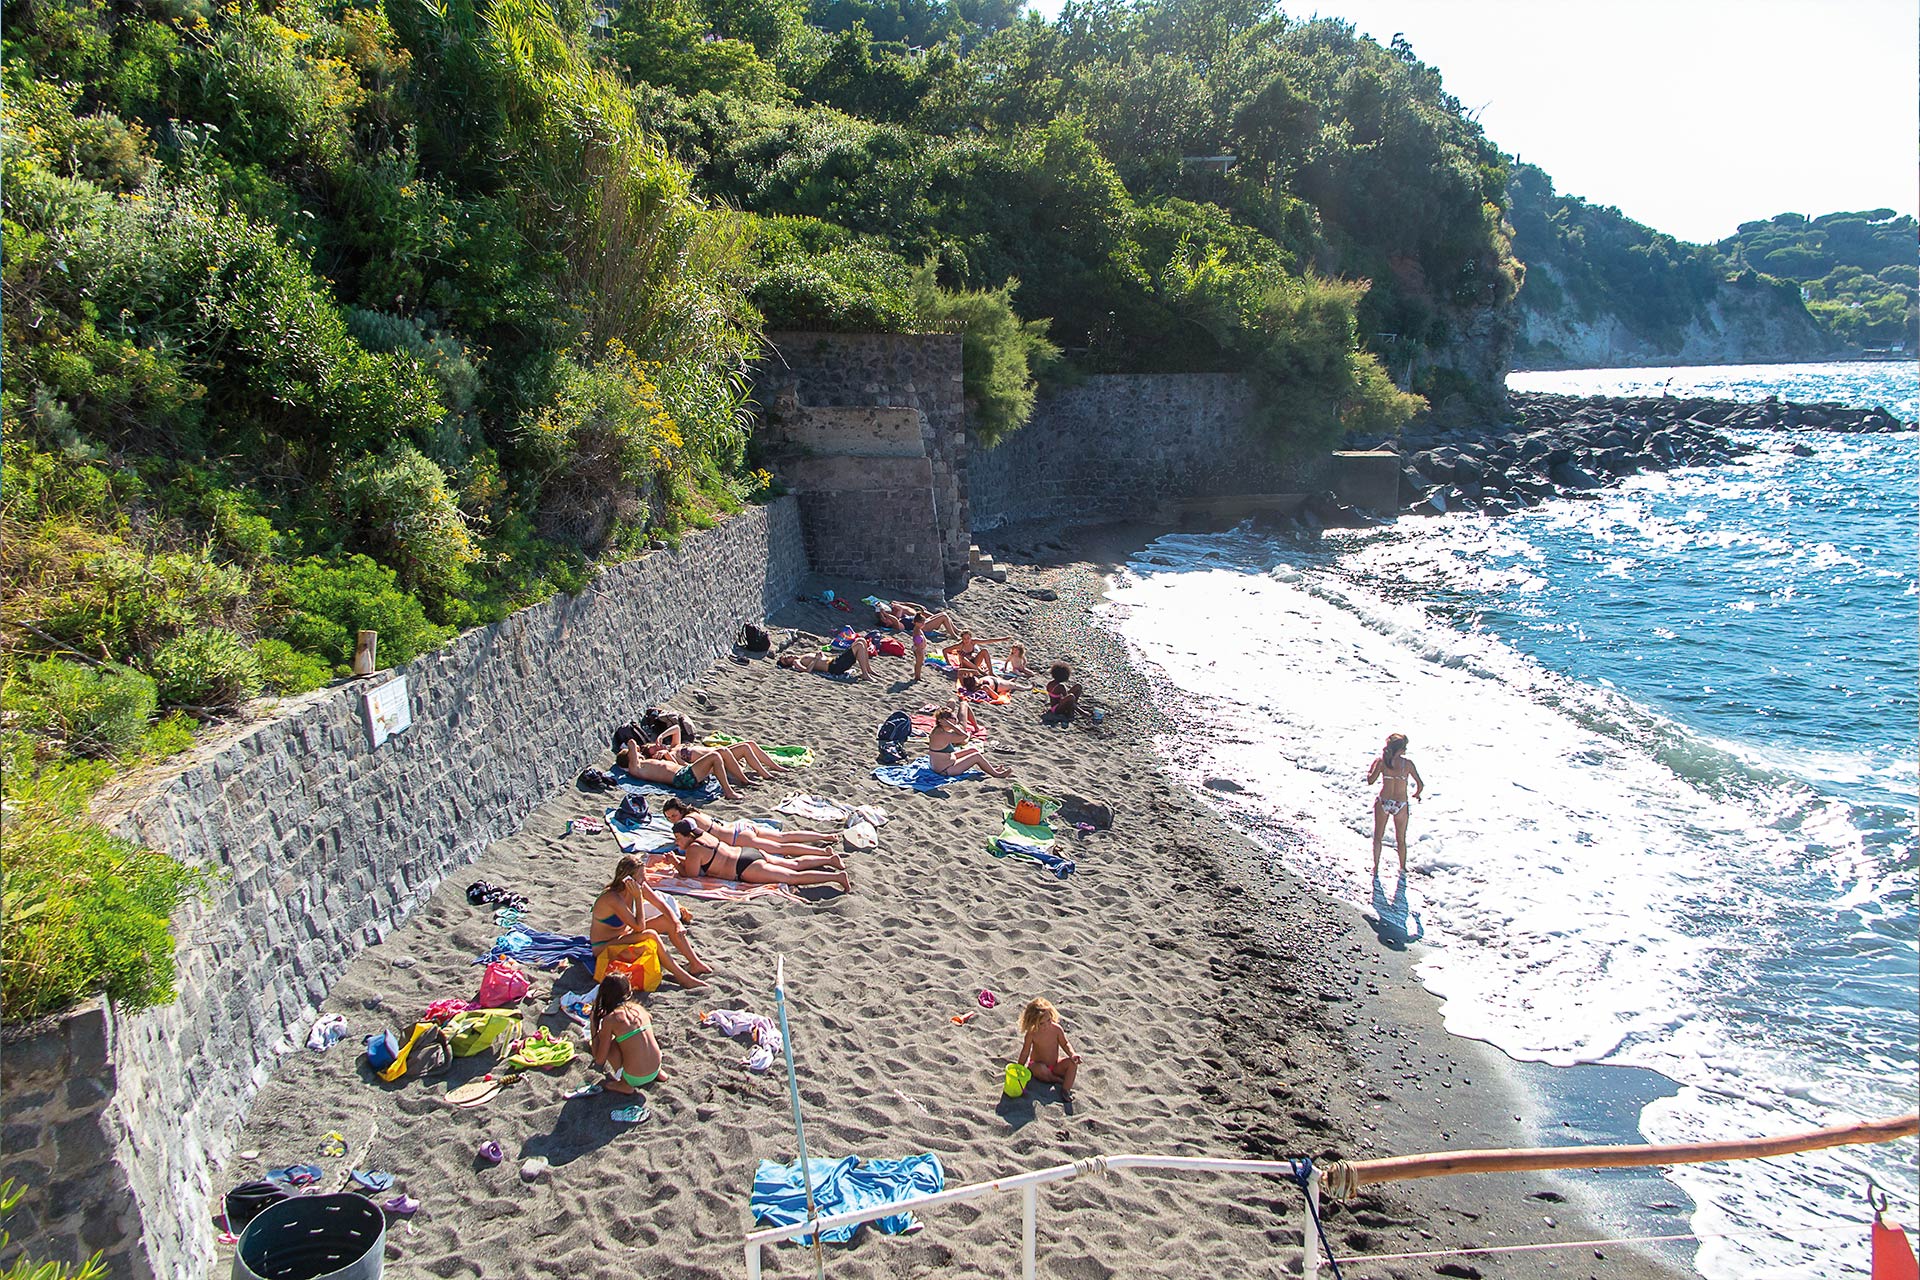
[778,454,946,591]
[967,374,1318,527]
[0,501,806,1280]
[752,333,970,592]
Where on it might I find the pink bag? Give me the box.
[473,960,530,1008]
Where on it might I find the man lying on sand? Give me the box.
[620,742,742,800]
[650,723,789,782]
[671,820,853,892]
[777,636,877,680]
[876,599,953,634]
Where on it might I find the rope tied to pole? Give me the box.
[1321,1160,1360,1202]
[1074,1156,1109,1179]
[1291,1159,1347,1280]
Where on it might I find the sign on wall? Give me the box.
[363,675,412,750]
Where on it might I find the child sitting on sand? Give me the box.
[590,972,663,1092]
[1016,998,1081,1101]
[1044,664,1083,720]
[1001,644,1035,678]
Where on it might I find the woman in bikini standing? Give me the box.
[1367,732,1424,878]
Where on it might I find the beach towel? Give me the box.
[872,757,984,791]
[992,809,1056,851]
[475,929,593,969]
[706,733,815,768]
[751,1154,945,1244]
[959,687,1013,705]
[909,711,986,740]
[611,768,724,803]
[775,794,850,824]
[701,1008,784,1072]
[991,837,1076,878]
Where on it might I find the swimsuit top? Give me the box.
[688,834,735,878]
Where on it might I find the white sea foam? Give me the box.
[1100,517,1918,1280]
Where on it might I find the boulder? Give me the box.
[1548,460,1602,490]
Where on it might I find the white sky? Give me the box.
[1026,0,1919,244]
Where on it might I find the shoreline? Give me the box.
[220,514,1690,1280]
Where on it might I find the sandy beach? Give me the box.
[225,518,1687,1280]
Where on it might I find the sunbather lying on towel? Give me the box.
[955,671,1017,699]
[652,724,789,780]
[777,637,876,680]
[671,821,852,892]
[645,739,765,792]
[621,747,742,801]
[660,800,839,852]
[877,599,955,633]
[930,709,1013,778]
[590,855,711,988]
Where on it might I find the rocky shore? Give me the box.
[1358,391,1914,520]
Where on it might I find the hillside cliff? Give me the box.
[1507,164,1841,369]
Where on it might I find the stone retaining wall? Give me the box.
[0,501,806,1279]
[967,374,1318,526]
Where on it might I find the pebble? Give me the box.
[520,1157,551,1183]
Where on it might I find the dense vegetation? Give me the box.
[1508,165,1916,356]
[1,0,1515,1019]
[1718,211,1918,349]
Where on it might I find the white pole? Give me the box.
[1300,1164,1322,1276]
[773,956,826,1280]
[1021,1183,1038,1280]
[744,1242,762,1280]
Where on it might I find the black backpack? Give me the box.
[738,623,772,653]
[876,711,913,765]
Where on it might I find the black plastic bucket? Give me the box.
[233,1193,385,1280]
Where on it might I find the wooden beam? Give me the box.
[1327,1113,1919,1195]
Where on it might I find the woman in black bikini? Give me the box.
[1366,732,1425,878]
[671,821,852,892]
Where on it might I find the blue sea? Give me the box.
[1100,363,1918,1279]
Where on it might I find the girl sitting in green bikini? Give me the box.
[590,973,662,1093]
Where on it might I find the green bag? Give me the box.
[446,1009,519,1057]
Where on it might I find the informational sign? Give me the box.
[363,674,412,750]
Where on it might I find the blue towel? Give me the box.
[612,768,724,803]
[750,1154,944,1244]
[992,837,1076,879]
[871,756,983,791]
[476,928,594,969]
[606,807,677,855]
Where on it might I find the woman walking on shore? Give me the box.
[1367,732,1424,878]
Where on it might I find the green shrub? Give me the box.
[2,659,156,758]
[329,443,478,605]
[146,628,262,711]
[0,743,208,1023]
[252,638,331,695]
[141,711,198,757]
[277,555,455,672]
[911,265,1058,447]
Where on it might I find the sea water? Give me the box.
[1100,363,1919,1279]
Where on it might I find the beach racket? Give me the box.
[445,1073,520,1108]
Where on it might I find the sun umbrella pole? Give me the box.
[775,955,827,1280]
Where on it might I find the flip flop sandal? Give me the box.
[317,1133,348,1158]
[348,1169,393,1192]
[381,1195,421,1217]
[564,1081,604,1099]
[611,1104,649,1124]
[266,1164,323,1186]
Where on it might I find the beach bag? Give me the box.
[876,711,913,765]
[738,623,772,653]
[617,792,651,825]
[473,960,531,1009]
[224,1180,291,1230]
[446,1009,520,1057]
[1012,799,1044,826]
[371,1022,446,1082]
[874,636,906,657]
[611,937,662,994]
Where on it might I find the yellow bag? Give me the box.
[611,937,662,994]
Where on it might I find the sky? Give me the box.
[1024,0,1919,244]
